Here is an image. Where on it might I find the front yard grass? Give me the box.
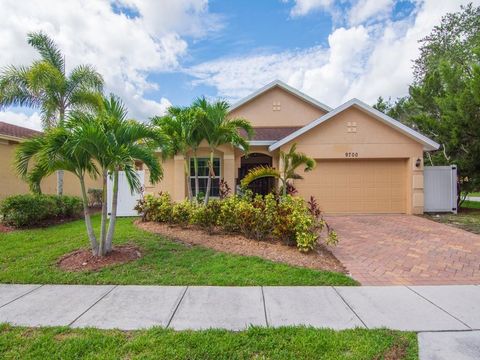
[0,324,418,360]
[0,214,356,286]
[424,202,480,234]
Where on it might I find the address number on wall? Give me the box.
[345,152,359,158]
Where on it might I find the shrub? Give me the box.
[172,200,196,227]
[87,188,103,207]
[191,199,221,233]
[135,192,173,222]
[0,194,83,228]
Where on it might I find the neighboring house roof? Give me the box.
[229,79,332,113]
[269,98,440,152]
[0,121,42,141]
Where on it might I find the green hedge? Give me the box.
[0,194,83,228]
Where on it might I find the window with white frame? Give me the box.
[189,158,221,197]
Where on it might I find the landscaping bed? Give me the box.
[0,324,418,360]
[58,244,142,272]
[137,221,346,273]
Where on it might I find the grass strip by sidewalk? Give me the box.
[0,215,356,286]
[0,324,418,360]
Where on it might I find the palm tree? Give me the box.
[15,126,100,254]
[152,106,204,201]
[241,143,316,196]
[0,32,104,194]
[193,97,253,204]
[72,95,162,255]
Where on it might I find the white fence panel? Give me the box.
[107,170,144,217]
[424,165,457,213]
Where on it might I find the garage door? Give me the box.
[296,159,407,214]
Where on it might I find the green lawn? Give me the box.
[424,202,480,234]
[0,215,356,286]
[0,324,418,360]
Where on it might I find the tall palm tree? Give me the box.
[241,143,315,196]
[152,106,204,201]
[193,97,253,204]
[0,32,104,194]
[15,126,100,254]
[73,95,162,255]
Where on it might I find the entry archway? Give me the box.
[238,153,274,195]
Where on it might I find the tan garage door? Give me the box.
[296,159,407,214]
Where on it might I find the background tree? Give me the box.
[241,143,315,196]
[0,32,104,195]
[193,97,253,204]
[374,4,480,203]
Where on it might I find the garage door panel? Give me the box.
[296,159,407,214]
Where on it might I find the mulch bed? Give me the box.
[57,244,142,272]
[0,223,14,233]
[136,221,347,273]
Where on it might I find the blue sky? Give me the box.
[0,0,474,129]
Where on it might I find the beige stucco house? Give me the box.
[146,80,439,215]
[0,121,101,199]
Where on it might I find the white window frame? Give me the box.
[189,157,221,197]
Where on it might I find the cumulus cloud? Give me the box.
[0,111,42,131]
[348,0,394,25]
[188,0,476,107]
[287,0,334,17]
[0,0,219,129]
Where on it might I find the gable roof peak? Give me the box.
[229,79,332,113]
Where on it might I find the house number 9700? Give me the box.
[345,152,359,158]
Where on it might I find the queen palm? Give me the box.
[0,32,104,194]
[193,97,253,204]
[152,106,204,201]
[241,143,315,196]
[15,126,100,254]
[73,95,162,255]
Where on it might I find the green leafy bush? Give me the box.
[191,200,221,233]
[135,192,173,222]
[137,192,337,252]
[172,200,196,227]
[0,194,83,228]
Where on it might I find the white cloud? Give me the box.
[189,0,477,108]
[288,0,334,17]
[0,111,42,131]
[348,0,394,25]
[0,0,219,129]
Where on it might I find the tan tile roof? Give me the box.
[0,121,42,139]
[242,127,302,141]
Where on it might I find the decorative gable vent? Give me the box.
[272,101,281,111]
[347,121,357,133]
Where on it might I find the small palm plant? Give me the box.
[241,143,315,196]
[0,32,104,194]
[152,106,204,201]
[193,97,253,204]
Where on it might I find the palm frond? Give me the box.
[240,166,280,188]
[27,32,64,72]
[0,65,39,109]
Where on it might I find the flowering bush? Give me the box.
[136,192,337,252]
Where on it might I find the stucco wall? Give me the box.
[0,141,102,199]
[279,107,425,214]
[229,86,327,128]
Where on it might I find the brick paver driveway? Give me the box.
[326,215,480,285]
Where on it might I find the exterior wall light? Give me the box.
[415,158,422,168]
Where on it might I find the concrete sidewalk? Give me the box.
[1,284,480,359]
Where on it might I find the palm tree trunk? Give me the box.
[79,175,98,255]
[99,170,108,256]
[105,169,118,254]
[184,155,193,201]
[56,170,64,195]
[203,150,214,205]
[193,151,199,201]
